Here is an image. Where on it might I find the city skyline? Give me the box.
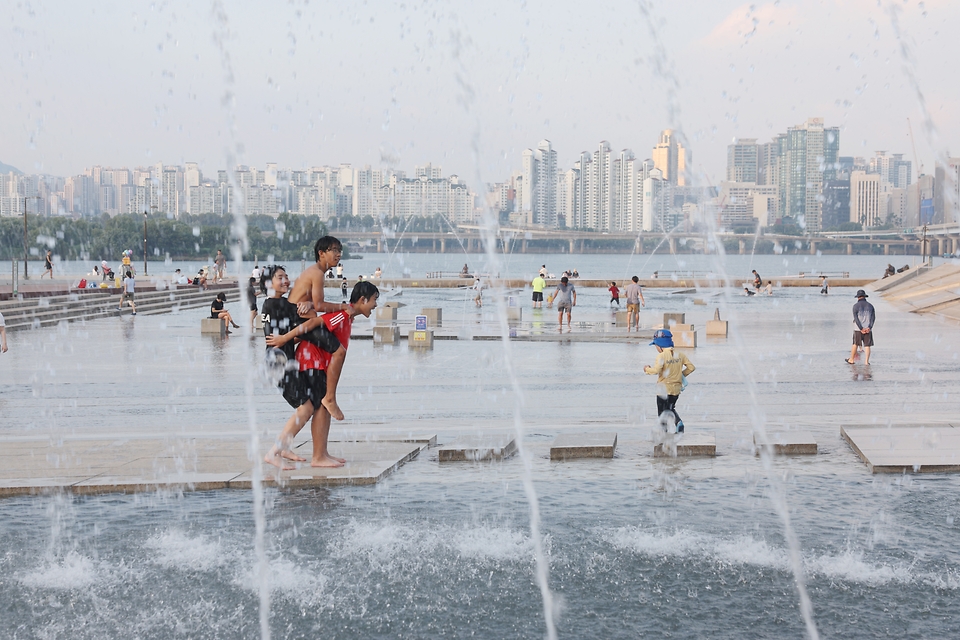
[2,1,957,185]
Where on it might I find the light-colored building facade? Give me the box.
[850,171,881,228]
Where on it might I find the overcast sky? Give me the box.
[3,0,957,187]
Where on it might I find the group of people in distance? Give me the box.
[257,236,379,470]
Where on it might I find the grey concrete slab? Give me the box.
[550,432,617,460]
[72,473,244,495]
[248,441,424,487]
[0,437,424,497]
[841,424,960,473]
[754,431,818,455]
[654,432,716,457]
[438,435,517,462]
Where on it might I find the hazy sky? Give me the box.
[3,0,957,186]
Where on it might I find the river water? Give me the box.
[11,252,928,283]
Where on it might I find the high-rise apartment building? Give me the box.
[515,140,558,227]
[726,139,759,183]
[652,130,689,185]
[850,171,881,228]
[821,180,851,230]
[780,118,840,232]
[934,158,960,225]
[869,151,912,189]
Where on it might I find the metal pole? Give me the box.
[143,211,148,276]
[22,197,28,279]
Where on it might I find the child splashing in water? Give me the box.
[262,277,379,469]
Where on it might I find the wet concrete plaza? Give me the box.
[1,282,958,491]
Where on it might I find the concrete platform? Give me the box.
[438,435,517,462]
[654,432,717,457]
[253,440,425,487]
[841,424,960,473]
[550,432,617,460]
[0,434,427,497]
[754,431,818,455]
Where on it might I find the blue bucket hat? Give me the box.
[650,328,674,348]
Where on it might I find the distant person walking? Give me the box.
[341,277,348,301]
[539,265,547,278]
[608,282,620,307]
[531,273,546,308]
[473,278,483,307]
[820,275,829,295]
[624,276,645,332]
[846,289,875,365]
[41,251,53,279]
[549,276,577,330]
[246,277,260,328]
[0,311,8,353]
[214,250,226,282]
[118,271,137,315]
[752,269,762,291]
[336,262,344,278]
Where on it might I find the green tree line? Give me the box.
[0,212,332,262]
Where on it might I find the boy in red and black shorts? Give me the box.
[265,281,379,468]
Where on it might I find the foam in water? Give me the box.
[145,529,228,572]
[19,551,101,590]
[327,521,536,564]
[604,526,960,588]
[234,555,331,607]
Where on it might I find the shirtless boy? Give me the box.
[286,236,351,420]
[265,281,379,468]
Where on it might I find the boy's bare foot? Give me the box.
[264,452,295,471]
[280,450,306,462]
[311,455,345,468]
[321,396,344,421]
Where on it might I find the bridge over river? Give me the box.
[331,222,960,256]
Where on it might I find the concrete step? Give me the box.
[4,289,242,330]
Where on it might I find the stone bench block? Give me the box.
[671,324,697,348]
[550,432,617,460]
[421,307,442,327]
[373,325,401,344]
[663,312,685,328]
[754,432,817,455]
[438,435,517,462]
[201,317,226,336]
[654,432,716,457]
[705,320,728,337]
[408,328,434,349]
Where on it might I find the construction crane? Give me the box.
[907,118,927,261]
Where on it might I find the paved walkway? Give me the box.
[0,433,432,497]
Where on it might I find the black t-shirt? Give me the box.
[210,298,224,318]
[260,297,304,360]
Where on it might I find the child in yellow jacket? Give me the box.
[643,329,696,432]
